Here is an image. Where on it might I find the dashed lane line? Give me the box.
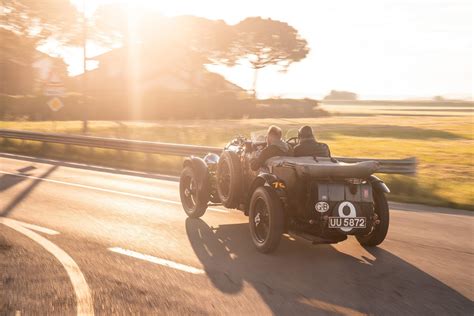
[0,170,228,213]
[108,247,205,275]
[1,217,94,316]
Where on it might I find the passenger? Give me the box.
[293,125,331,157]
[250,125,292,171]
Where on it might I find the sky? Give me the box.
[67,0,473,100]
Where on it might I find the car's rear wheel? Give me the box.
[216,151,242,208]
[356,189,389,246]
[249,186,284,253]
[179,166,209,218]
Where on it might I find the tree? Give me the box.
[323,90,358,101]
[91,5,235,64]
[0,0,79,94]
[232,17,309,97]
[0,28,37,65]
[89,10,310,99]
[0,0,80,45]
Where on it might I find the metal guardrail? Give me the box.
[0,129,417,174]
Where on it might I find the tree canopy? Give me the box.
[323,90,358,101]
[230,17,309,96]
[0,1,75,94]
[91,12,310,96]
[91,5,236,66]
[1,0,80,44]
[233,17,309,71]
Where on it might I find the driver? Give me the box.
[293,125,331,157]
[250,125,292,171]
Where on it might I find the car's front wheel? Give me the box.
[249,186,284,253]
[356,189,389,246]
[179,166,209,218]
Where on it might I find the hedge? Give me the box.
[0,93,327,120]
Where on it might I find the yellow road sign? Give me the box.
[48,97,64,112]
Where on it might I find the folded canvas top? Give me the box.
[266,156,379,179]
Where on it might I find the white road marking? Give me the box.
[15,221,60,235]
[0,170,229,213]
[109,247,205,275]
[1,217,94,316]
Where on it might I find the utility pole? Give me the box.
[82,0,88,134]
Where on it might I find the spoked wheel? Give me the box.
[356,189,389,246]
[249,186,284,253]
[218,162,231,199]
[216,151,242,208]
[179,166,209,218]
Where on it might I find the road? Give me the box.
[0,153,472,315]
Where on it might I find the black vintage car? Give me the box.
[179,133,390,253]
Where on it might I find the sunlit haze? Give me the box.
[1,0,474,314]
[64,0,473,99]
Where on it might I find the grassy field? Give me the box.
[1,115,473,210]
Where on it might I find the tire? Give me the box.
[356,189,389,246]
[216,151,242,208]
[249,186,284,253]
[179,166,209,218]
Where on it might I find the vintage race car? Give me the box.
[179,133,390,253]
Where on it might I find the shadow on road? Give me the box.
[1,165,58,217]
[186,218,471,315]
[0,166,37,192]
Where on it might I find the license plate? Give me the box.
[328,217,366,229]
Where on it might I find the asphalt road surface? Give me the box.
[0,153,472,315]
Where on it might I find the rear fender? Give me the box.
[258,173,279,187]
[244,173,281,215]
[369,175,390,193]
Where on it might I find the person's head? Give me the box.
[266,125,282,145]
[298,125,314,140]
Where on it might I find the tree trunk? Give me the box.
[252,67,259,99]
